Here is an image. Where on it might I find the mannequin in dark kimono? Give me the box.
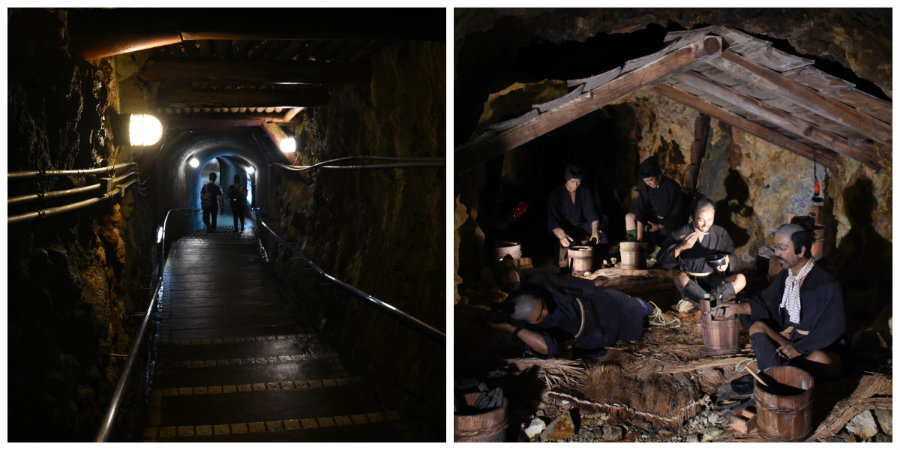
[624,156,688,248]
[547,164,603,270]
[490,273,656,359]
[716,217,846,379]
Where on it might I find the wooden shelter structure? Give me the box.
[456,26,891,172]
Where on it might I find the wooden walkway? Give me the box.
[142,226,405,441]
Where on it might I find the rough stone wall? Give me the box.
[7,9,153,441]
[273,40,445,439]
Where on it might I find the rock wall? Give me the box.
[271,40,446,440]
[7,9,153,441]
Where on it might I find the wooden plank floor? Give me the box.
[143,226,406,442]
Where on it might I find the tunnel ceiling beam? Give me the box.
[160,112,291,122]
[654,83,837,168]
[671,72,877,170]
[69,8,444,59]
[713,51,891,146]
[455,35,723,172]
[157,87,329,109]
[139,58,371,84]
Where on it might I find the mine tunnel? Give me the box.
[453,9,892,443]
[7,8,445,442]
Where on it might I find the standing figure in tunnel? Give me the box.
[625,156,688,248]
[227,174,248,233]
[200,172,224,233]
[547,164,604,271]
[715,217,846,379]
[670,197,746,311]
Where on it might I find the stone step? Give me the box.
[153,353,346,387]
[157,334,322,362]
[148,384,387,426]
[145,411,406,442]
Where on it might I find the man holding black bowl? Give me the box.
[668,196,746,312]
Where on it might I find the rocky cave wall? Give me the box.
[454,8,892,335]
[270,40,446,439]
[7,9,154,441]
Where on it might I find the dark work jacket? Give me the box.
[669,223,735,273]
[517,273,645,358]
[547,185,599,237]
[635,176,687,230]
[746,264,846,355]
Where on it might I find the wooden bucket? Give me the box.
[700,299,740,355]
[753,366,814,441]
[568,245,593,273]
[454,395,508,442]
[493,241,521,262]
[620,242,646,269]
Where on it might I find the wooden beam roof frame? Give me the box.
[455,35,725,172]
[654,83,837,168]
[670,71,879,170]
[714,51,891,145]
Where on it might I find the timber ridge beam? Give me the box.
[157,87,329,109]
[454,35,723,172]
[139,58,371,84]
[654,83,838,168]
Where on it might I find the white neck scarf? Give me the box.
[780,258,815,323]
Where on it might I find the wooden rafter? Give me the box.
[714,51,891,145]
[157,87,329,108]
[455,35,724,172]
[654,83,837,168]
[671,71,877,170]
[140,58,370,84]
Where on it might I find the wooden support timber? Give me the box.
[714,51,891,146]
[139,58,371,84]
[654,83,837,167]
[455,36,724,172]
[157,87,329,108]
[673,71,878,170]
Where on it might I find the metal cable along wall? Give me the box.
[270,155,445,172]
[254,212,445,342]
[8,162,140,224]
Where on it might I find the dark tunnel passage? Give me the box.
[7,7,445,443]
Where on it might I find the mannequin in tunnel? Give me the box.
[547,164,605,271]
[200,172,224,233]
[625,156,688,249]
[227,174,248,232]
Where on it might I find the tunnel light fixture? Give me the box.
[188,157,200,168]
[280,137,297,154]
[156,226,164,243]
[245,166,255,175]
[129,114,163,146]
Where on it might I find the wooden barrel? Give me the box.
[700,315,740,355]
[568,245,593,273]
[753,366,814,441]
[493,241,521,262]
[454,397,508,442]
[620,242,646,269]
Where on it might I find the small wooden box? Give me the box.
[731,408,757,434]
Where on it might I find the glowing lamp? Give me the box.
[245,166,255,175]
[280,137,297,154]
[188,157,200,168]
[156,226,164,243]
[129,114,163,146]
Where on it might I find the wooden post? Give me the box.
[685,114,710,193]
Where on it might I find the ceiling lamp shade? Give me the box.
[280,137,297,153]
[129,114,163,146]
